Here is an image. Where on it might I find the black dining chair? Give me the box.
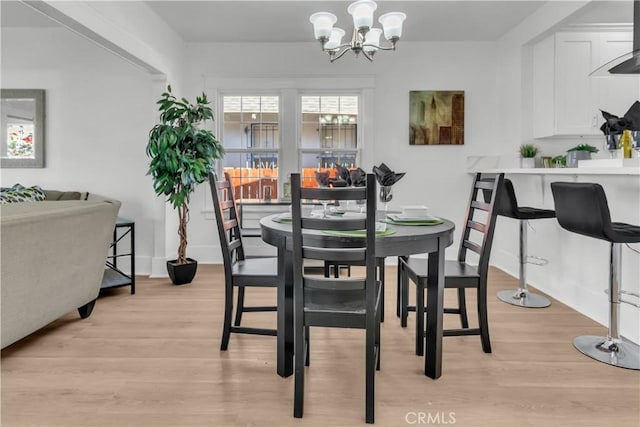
[399,173,504,355]
[291,172,381,424]
[551,182,640,370]
[209,172,280,350]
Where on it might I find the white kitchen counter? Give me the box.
[467,155,640,176]
[469,167,640,176]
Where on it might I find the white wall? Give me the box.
[183,41,500,264]
[185,38,639,344]
[1,27,158,274]
[27,0,185,84]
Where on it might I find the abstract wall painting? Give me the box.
[409,90,464,145]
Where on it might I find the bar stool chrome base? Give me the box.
[497,288,551,308]
[497,220,552,309]
[574,335,640,370]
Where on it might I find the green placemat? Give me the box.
[272,215,291,224]
[384,218,444,226]
[273,211,346,224]
[323,228,396,237]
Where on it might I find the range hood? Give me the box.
[591,0,640,75]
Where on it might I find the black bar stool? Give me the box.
[495,179,555,308]
[551,182,640,370]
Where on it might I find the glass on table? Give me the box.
[604,134,621,158]
[314,170,331,218]
[379,185,393,212]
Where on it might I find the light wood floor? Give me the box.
[2,265,638,426]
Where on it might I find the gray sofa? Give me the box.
[1,194,120,348]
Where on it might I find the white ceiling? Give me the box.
[145,1,546,42]
[0,0,61,28]
[1,1,633,43]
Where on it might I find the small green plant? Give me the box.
[519,144,539,158]
[567,143,599,153]
[551,155,566,167]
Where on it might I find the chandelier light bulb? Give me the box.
[347,0,377,32]
[363,28,382,53]
[309,12,337,41]
[324,28,345,50]
[378,12,406,41]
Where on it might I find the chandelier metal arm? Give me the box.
[361,43,396,51]
[322,42,353,53]
[329,46,354,62]
[360,49,374,62]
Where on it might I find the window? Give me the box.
[300,95,359,187]
[221,95,279,201]
[217,89,364,198]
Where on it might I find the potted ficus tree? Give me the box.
[146,86,224,285]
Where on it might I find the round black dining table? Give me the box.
[260,212,455,380]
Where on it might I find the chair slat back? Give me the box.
[462,239,482,255]
[458,173,505,276]
[291,173,377,309]
[209,172,246,278]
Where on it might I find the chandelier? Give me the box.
[309,0,406,62]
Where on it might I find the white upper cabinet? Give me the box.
[533,30,639,138]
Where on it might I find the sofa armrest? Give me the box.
[1,199,120,348]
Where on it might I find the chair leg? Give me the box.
[477,285,492,353]
[305,326,310,367]
[376,304,381,371]
[400,259,409,328]
[378,258,385,323]
[457,288,469,329]
[415,280,425,357]
[365,320,376,424]
[294,323,305,418]
[396,257,402,318]
[220,283,233,351]
[233,286,245,327]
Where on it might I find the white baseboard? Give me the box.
[149,256,168,278]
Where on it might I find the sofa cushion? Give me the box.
[0,184,46,204]
[43,190,88,201]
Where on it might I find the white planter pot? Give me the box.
[520,157,536,168]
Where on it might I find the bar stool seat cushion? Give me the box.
[609,222,640,243]
[495,179,556,220]
[510,207,556,220]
